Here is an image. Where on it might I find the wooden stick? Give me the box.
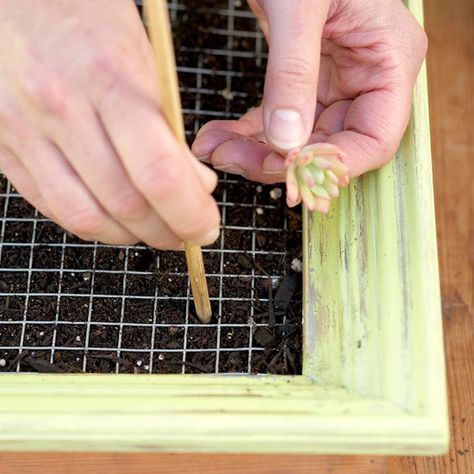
[144,0,212,323]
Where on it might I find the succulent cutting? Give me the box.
[285,143,350,213]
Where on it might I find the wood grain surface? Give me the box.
[0,454,386,474]
[387,0,474,471]
[0,0,471,471]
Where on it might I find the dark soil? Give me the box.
[0,0,303,375]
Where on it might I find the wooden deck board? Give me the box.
[0,0,471,471]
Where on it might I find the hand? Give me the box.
[0,0,220,249]
[192,0,428,183]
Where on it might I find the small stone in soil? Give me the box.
[221,88,234,100]
[291,258,303,273]
[270,188,283,200]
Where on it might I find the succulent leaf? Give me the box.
[284,143,350,214]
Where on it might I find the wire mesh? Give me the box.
[0,0,302,375]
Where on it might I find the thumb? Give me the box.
[261,0,329,152]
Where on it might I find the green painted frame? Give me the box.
[0,0,448,455]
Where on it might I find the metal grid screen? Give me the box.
[0,0,302,375]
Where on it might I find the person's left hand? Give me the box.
[191,0,428,183]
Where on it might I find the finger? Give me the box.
[261,0,329,152]
[0,146,52,217]
[98,84,220,246]
[325,89,412,177]
[11,133,138,245]
[192,107,264,160]
[247,0,270,40]
[44,101,185,249]
[192,129,243,163]
[210,137,284,184]
[195,106,263,140]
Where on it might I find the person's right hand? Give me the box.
[0,0,220,249]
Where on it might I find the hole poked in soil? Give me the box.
[128,248,157,273]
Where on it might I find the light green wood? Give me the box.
[0,0,447,455]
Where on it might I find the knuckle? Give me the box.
[88,45,129,90]
[89,48,118,77]
[21,70,69,116]
[62,206,105,238]
[101,235,139,246]
[179,208,219,242]
[135,156,181,201]
[148,237,183,251]
[107,191,149,221]
[417,29,429,58]
[272,56,317,90]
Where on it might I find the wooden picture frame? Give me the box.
[0,0,448,455]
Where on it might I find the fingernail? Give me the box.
[199,226,221,246]
[197,154,212,164]
[262,159,286,176]
[268,108,305,150]
[194,160,218,189]
[262,167,285,176]
[214,164,246,177]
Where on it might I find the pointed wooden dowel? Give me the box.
[144,0,212,323]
